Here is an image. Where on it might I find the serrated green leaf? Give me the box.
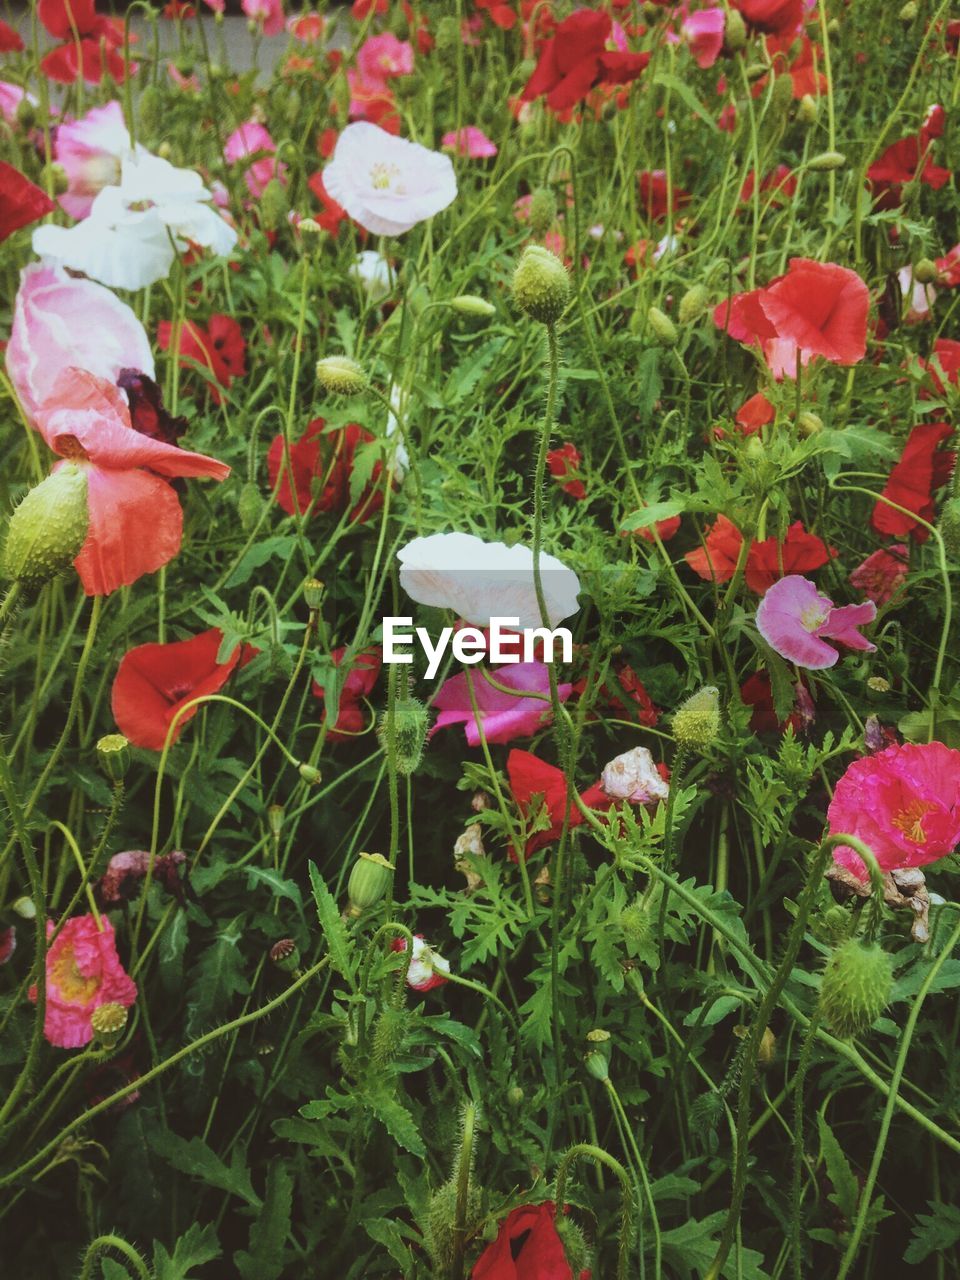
[817,1112,859,1220]
[308,860,356,987]
[904,1201,960,1264]
[363,1088,426,1156]
[234,1163,293,1280]
[225,536,298,588]
[151,1131,262,1208]
[153,1223,222,1280]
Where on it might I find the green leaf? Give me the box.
[153,1223,222,1280]
[654,73,719,133]
[904,1202,960,1264]
[151,1131,262,1208]
[620,500,685,534]
[309,860,355,986]
[364,1218,417,1276]
[245,865,303,910]
[817,1112,859,1220]
[224,536,298,589]
[234,1163,293,1280]
[363,1087,426,1156]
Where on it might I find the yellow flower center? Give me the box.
[800,604,828,632]
[891,797,933,844]
[369,161,401,191]
[51,945,99,1005]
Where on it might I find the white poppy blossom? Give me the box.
[601,746,669,805]
[323,122,457,237]
[350,250,393,301]
[397,532,581,630]
[32,152,237,291]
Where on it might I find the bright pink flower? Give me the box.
[241,0,284,36]
[433,663,572,747]
[441,126,498,159]
[224,121,285,198]
[34,369,229,596]
[849,545,909,606]
[29,914,137,1049]
[287,10,323,40]
[357,32,414,89]
[682,8,725,69]
[827,742,960,880]
[54,101,130,219]
[7,262,155,422]
[390,935,450,992]
[0,926,15,965]
[756,575,876,669]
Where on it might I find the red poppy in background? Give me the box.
[733,0,804,36]
[638,170,690,222]
[0,18,24,50]
[472,1201,590,1280]
[157,315,246,404]
[849,545,909,606]
[685,514,743,583]
[921,338,960,397]
[476,0,517,30]
[739,166,796,208]
[547,442,586,500]
[741,670,812,736]
[0,163,55,243]
[572,663,660,728]
[312,646,381,742]
[38,0,133,83]
[622,500,681,543]
[867,135,951,210]
[871,423,954,543]
[507,749,611,858]
[734,392,776,435]
[267,419,384,524]
[112,628,255,751]
[744,522,835,594]
[307,171,348,236]
[936,243,960,287]
[761,34,827,98]
[522,9,649,113]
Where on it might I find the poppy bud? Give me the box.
[378,698,430,775]
[260,177,288,233]
[285,89,302,128]
[818,938,893,1039]
[13,896,36,919]
[3,466,89,589]
[826,17,840,36]
[647,305,678,347]
[913,258,938,285]
[584,1028,612,1079]
[237,481,264,532]
[815,903,854,946]
[435,15,460,64]
[15,98,37,130]
[899,0,917,17]
[799,94,818,125]
[298,762,322,785]
[672,685,721,752]
[315,354,368,395]
[303,578,325,610]
[90,1002,129,1049]
[797,411,823,437]
[679,284,710,325]
[745,63,768,81]
[512,244,570,325]
[371,1004,408,1065]
[267,804,284,838]
[724,8,746,51]
[938,497,960,558]
[345,851,395,916]
[507,1085,525,1106]
[450,294,496,318]
[555,1216,591,1277]
[618,898,651,949]
[770,73,794,115]
[298,217,324,236]
[529,186,557,238]
[269,937,300,972]
[97,734,131,783]
[138,85,163,139]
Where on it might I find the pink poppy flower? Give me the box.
[241,0,284,36]
[357,32,414,88]
[54,101,133,219]
[682,8,725,69]
[827,742,960,881]
[756,575,876,669]
[432,662,573,747]
[849,545,908,606]
[390,935,450,992]
[0,926,15,965]
[441,126,498,159]
[29,914,137,1049]
[34,369,229,596]
[6,262,155,422]
[224,121,285,198]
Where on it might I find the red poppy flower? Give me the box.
[112,628,255,751]
[0,163,55,244]
[760,34,827,98]
[476,0,517,30]
[921,338,960,397]
[267,419,385,524]
[307,171,348,236]
[733,0,804,36]
[157,315,246,404]
[849,545,909,606]
[546,442,586,500]
[472,1201,589,1280]
[935,244,960,288]
[744,522,835,594]
[522,10,649,113]
[312,646,381,742]
[740,670,812,735]
[867,136,951,209]
[871,422,954,543]
[685,514,744,583]
[572,663,660,727]
[622,500,682,543]
[0,18,24,51]
[34,369,229,596]
[506,749,611,858]
[638,170,690,222]
[739,166,796,208]
[38,2,132,84]
[734,392,776,436]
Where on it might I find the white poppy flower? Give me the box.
[600,746,669,805]
[397,532,581,630]
[350,249,393,301]
[323,122,457,237]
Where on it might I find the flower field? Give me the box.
[2,0,960,1276]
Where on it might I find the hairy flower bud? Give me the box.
[647,305,678,347]
[679,284,710,325]
[899,0,918,17]
[938,496,960,558]
[3,466,89,589]
[799,94,818,125]
[724,8,746,51]
[346,851,395,916]
[315,354,368,395]
[237,481,264,532]
[818,939,893,1039]
[138,85,164,139]
[298,762,322,785]
[40,162,70,196]
[97,734,130,783]
[529,186,557,238]
[512,244,570,324]
[797,411,823,437]
[672,686,721,752]
[259,177,288,233]
[808,150,847,172]
[770,73,794,115]
[913,258,938,285]
[379,698,430,775]
[450,294,496,318]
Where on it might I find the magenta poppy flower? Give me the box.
[682,8,725,69]
[756,575,876,669]
[29,914,137,1049]
[828,742,960,880]
[848,546,909,606]
[441,126,498,159]
[433,662,572,747]
[224,121,285,198]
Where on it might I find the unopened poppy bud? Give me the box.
[528,186,557,238]
[237,481,263,531]
[303,578,324,610]
[745,63,768,81]
[267,804,284,838]
[435,15,459,62]
[679,284,710,325]
[15,97,37,130]
[97,734,130,783]
[450,294,496,318]
[899,0,917,17]
[346,851,395,916]
[770,73,794,115]
[818,938,893,1039]
[797,411,823,437]
[507,1084,525,1106]
[938,497,960,558]
[40,162,70,196]
[3,465,89,589]
[826,17,839,36]
[298,217,324,236]
[259,177,288,232]
[584,1028,612,1081]
[315,354,368,395]
[647,305,678,347]
[799,94,818,125]
[298,762,322,785]
[269,937,300,972]
[90,1002,129,1049]
[673,686,721,752]
[808,150,846,171]
[378,698,430,775]
[724,8,746,51]
[512,244,570,324]
[13,896,36,919]
[913,258,938,285]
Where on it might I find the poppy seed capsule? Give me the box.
[808,150,846,171]
[303,578,324,610]
[648,306,678,347]
[673,686,721,751]
[346,851,395,916]
[269,938,300,972]
[818,939,893,1039]
[3,465,89,589]
[97,734,130,783]
[512,244,570,324]
[679,284,710,325]
[90,1002,129,1049]
[315,355,368,395]
[913,258,938,285]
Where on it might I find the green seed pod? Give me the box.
[724,8,747,52]
[90,1002,129,1049]
[818,939,894,1039]
[808,150,846,171]
[529,186,557,238]
[938,497,960,558]
[679,283,710,325]
[512,244,570,324]
[797,411,824,437]
[259,177,288,232]
[269,938,300,972]
[303,577,325,610]
[97,734,131,783]
[346,851,395,916]
[315,355,368,395]
[450,294,496,318]
[673,686,721,751]
[3,466,89,589]
[237,481,264,532]
[298,762,322,786]
[799,93,818,125]
[913,258,938,285]
[583,1028,612,1082]
[647,305,678,347]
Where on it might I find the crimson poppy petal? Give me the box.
[74,464,183,596]
[0,163,55,244]
[759,258,869,365]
